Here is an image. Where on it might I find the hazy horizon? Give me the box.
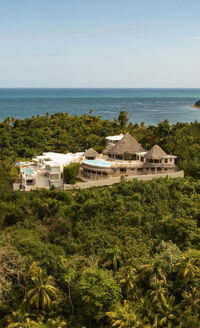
[0,87,200,90]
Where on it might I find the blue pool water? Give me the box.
[0,88,200,125]
[84,160,111,167]
[22,167,34,174]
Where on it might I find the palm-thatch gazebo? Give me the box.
[144,145,167,163]
[144,144,177,174]
[84,148,99,160]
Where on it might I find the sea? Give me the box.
[0,88,200,126]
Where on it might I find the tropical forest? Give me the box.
[1,112,200,327]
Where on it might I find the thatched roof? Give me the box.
[108,133,144,155]
[144,145,166,159]
[84,148,99,157]
[102,144,114,155]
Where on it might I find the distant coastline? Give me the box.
[190,105,200,110]
[190,100,200,110]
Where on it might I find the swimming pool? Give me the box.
[83,160,111,167]
[22,167,35,175]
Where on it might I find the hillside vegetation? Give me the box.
[1,113,200,327]
[1,112,200,178]
[1,177,200,327]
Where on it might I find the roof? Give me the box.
[106,134,124,141]
[108,133,144,155]
[35,152,84,166]
[102,143,114,155]
[84,148,99,157]
[144,145,167,159]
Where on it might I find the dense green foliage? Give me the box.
[2,112,200,178]
[1,113,200,327]
[63,163,80,184]
[118,111,129,128]
[195,100,200,107]
[1,175,200,327]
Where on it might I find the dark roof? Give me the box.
[144,145,166,159]
[84,148,99,157]
[108,133,144,155]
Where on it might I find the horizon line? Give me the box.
[0,87,200,90]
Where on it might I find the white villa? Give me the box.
[15,133,182,191]
[16,152,83,191]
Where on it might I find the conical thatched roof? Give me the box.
[84,148,99,157]
[144,145,166,159]
[108,133,144,155]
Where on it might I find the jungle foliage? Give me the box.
[1,112,200,178]
[1,113,200,327]
[1,174,200,327]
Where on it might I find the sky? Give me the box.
[0,0,200,88]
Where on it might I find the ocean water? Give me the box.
[0,88,200,125]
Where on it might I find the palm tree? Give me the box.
[101,247,123,271]
[178,257,200,290]
[181,287,200,314]
[119,268,137,297]
[148,283,167,307]
[147,274,168,306]
[46,316,67,327]
[7,318,41,328]
[26,263,57,310]
[157,295,179,328]
[106,300,145,328]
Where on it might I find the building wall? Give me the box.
[81,162,177,180]
[64,170,185,190]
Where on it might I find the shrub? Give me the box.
[63,163,80,184]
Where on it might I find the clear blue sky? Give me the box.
[0,0,200,88]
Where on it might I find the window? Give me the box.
[51,181,60,187]
[26,179,35,185]
[50,174,60,180]
[165,159,168,163]
[50,166,60,172]
[120,168,126,173]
